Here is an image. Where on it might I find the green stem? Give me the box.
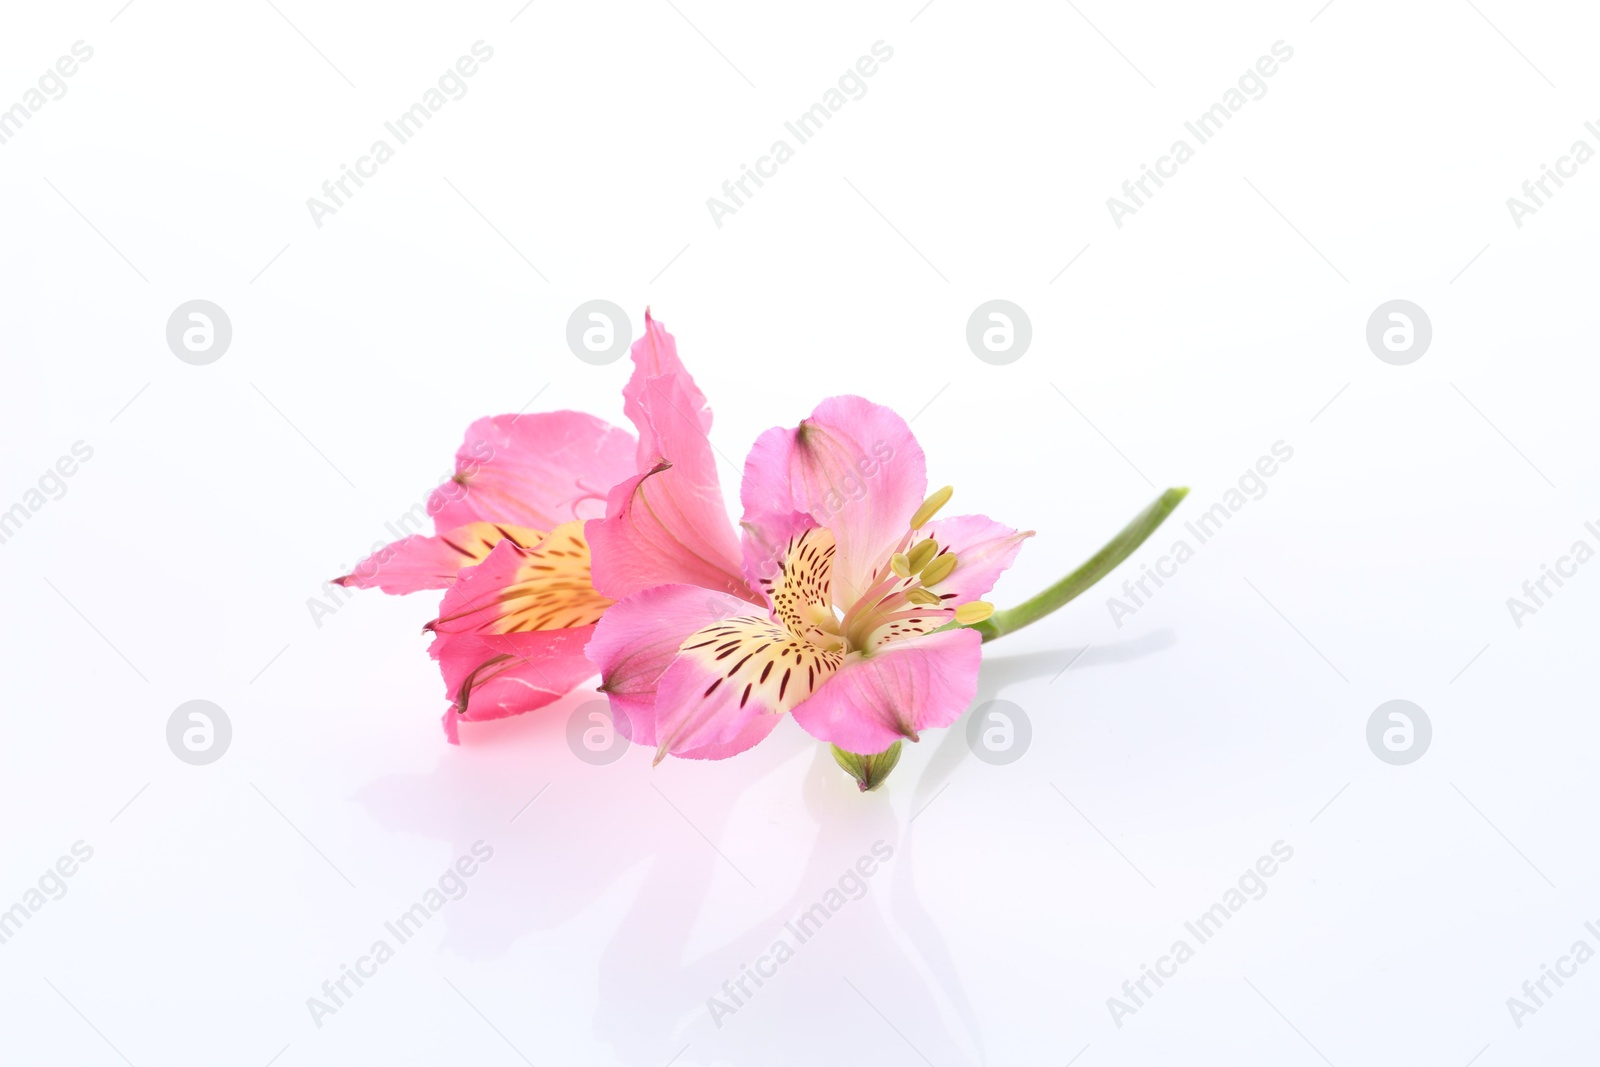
[968,487,1189,643]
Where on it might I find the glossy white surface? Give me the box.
[2,2,1597,1063]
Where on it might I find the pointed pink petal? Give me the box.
[333,522,546,595]
[740,395,927,607]
[919,514,1035,606]
[427,411,636,533]
[431,627,599,743]
[588,369,752,602]
[622,310,710,462]
[790,627,982,754]
[585,584,752,746]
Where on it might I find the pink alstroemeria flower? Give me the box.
[589,384,1034,761]
[335,411,634,741]
[336,307,1189,775]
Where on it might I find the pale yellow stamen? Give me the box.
[919,552,957,586]
[906,588,943,607]
[953,601,994,624]
[890,552,912,578]
[906,538,939,573]
[909,486,954,530]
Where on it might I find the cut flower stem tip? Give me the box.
[965,486,1189,642]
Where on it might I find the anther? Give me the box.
[909,486,953,530]
[918,552,957,586]
[906,538,939,573]
[953,601,994,624]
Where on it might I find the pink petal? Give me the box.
[919,514,1035,606]
[585,584,752,746]
[333,522,545,595]
[427,526,611,638]
[790,628,982,754]
[740,395,927,609]
[623,310,710,463]
[427,411,636,533]
[431,627,599,743]
[421,525,613,743]
[671,712,782,762]
[588,367,752,602]
[739,508,817,598]
[652,614,843,761]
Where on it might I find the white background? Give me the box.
[2,1,1597,1064]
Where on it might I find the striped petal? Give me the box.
[756,525,838,646]
[653,615,843,761]
[651,526,849,760]
[428,521,612,637]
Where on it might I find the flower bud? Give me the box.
[831,742,902,792]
